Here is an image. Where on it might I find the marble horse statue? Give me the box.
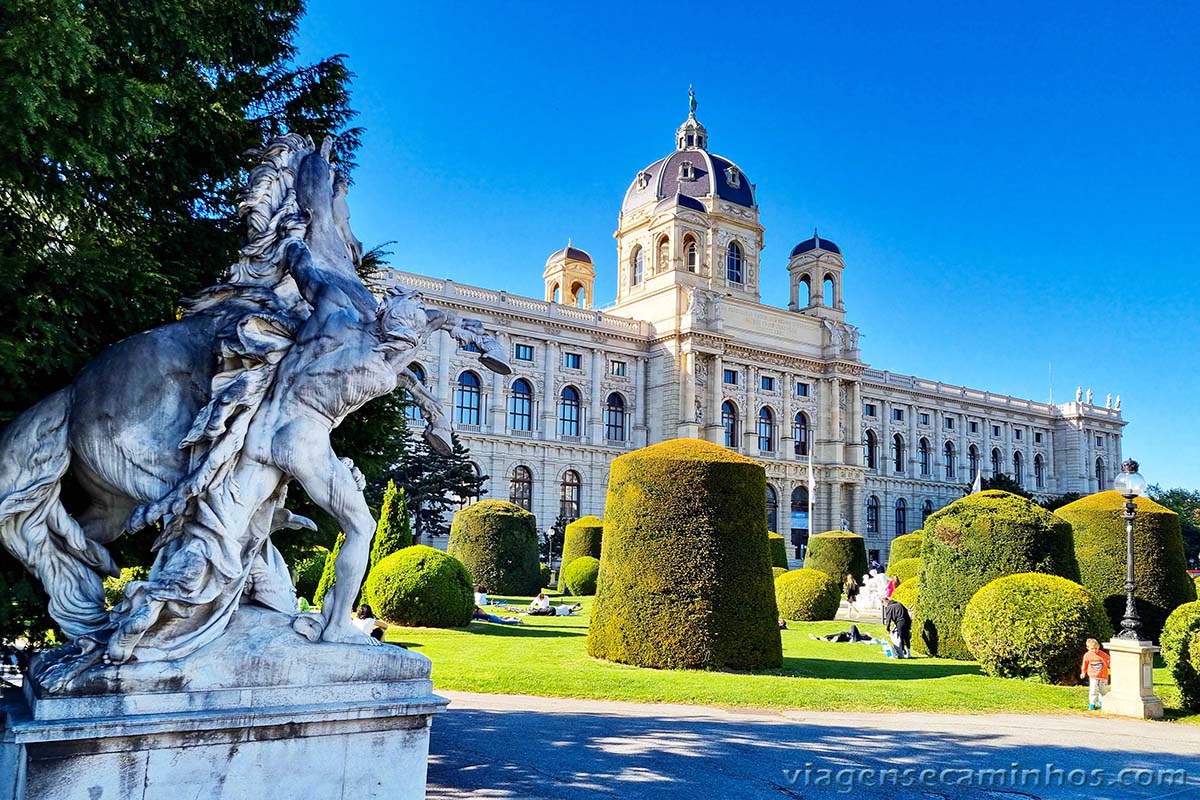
[0,134,510,690]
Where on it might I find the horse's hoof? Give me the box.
[292,614,324,642]
[479,354,512,375]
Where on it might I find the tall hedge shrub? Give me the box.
[1161,601,1200,710]
[913,490,1079,659]
[889,557,921,585]
[364,545,474,628]
[587,438,782,670]
[775,568,840,621]
[804,531,868,582]
[559,515,603,590]
[887,531,924,569]
[768,532,789,570]
[448,499,542,596]
[960,573,1111,683]
[891,577,919,609]
[1056,491,1196,643]
[313,533,345,608]
[370,480,414,570]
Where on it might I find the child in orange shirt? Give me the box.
[1080,638,1111,711]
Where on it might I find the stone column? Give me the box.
[781,373,794,461]
[680,346,698,438]
[436,331,452,408]
[849,481,864,538]
[1103,639,1164,719]
[489,365,504,434]
[829,480,843,533]
[634,356,649,447]
[541,340,557,440]
[589,347,604,444]
[706,354,724,444]
[907,402,917,475]
[880,400,891,474]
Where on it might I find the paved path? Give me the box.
[427,691,1200,800]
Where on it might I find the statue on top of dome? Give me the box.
[688,84,697,116]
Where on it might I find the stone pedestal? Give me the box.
[0,607,447,799]
[1102,638,1164,720]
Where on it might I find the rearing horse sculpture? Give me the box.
[0,134,509,689]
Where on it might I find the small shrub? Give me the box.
[889,557,921,585]
[772,567,788,579]
[767,531,789,570]
[448,500,542,596]
[804,530,868,581]
[563,555,600,596]
[891,577,919,609]
[1161,601,1200,710]
[960,573,1110,683]
[775,568,840,621]
[364,545,474,628]
[103,566,149,609]
[887,531,924,569]
[540,563,551,589]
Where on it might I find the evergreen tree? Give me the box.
[391,430,488,541]
[369,480,414,570]
[313,533,345,608]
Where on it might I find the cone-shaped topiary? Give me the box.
[889,557,921,585]
[775,567,840,621]
[448,499,542,596]
[563,555,600,596]
[891,576,919,610]
[313,533,345,608]
[587,438,782,670]
[767,531,789,570]
[370,480,414,570]
[804,531,868,582]
[887,531,924,570]
[1161,601,1200,710]
[961,573,1111,683]
[913,490,1080,659]
[1056,491,1197,643]
[364,545,474,628]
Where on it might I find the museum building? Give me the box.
[378,102,1126,562]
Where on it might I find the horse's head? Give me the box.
[375,286,439,354]
[294,138,362,279]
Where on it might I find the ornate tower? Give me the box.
[787,229,846,322]
[543,241,595,308]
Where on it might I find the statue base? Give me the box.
[0,607,447,799]
[1101,637,1164,720]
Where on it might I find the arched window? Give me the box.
[892,433,905,474]
[991,448,1003,478]
[943,441,956,479]
[1013,451,1024,486]
[757,407,775,453]
[866,496,880,534]
[550,282,560,304]
[508,465,533,510]
[1034,454,1045,489]
[726,241,743,284]
[799,276,811,307]
[685,238,698,272]
[864,430,878,470]
[1095,457,1106,489]
[604,392,626,441]
[922,499,934,523]
[791,487,810,547]
[571,282,586,308]
[793,412,810,456]
[631,246,643,286]
[894,498,907,536]
[823,274,835,306]
[454,371,481,425]
[559,470,581,520]
[557,386,581,437]
[508,378,533,431]
[403,362,426,421]
[968,444,980,477]
[918,438,931,476]
[721,401,738,448]
[657,237,669,272]
[766,484,779,533]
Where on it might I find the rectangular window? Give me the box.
[563,352,582,370]
[1014,429,1022,441]
[760,376,775,391]
[796,382,810,397]
[864,402,877,417]
[919,413,930,426]
[1096,435,1104,448]
[610,360,627,377]
[513,343,534,362]
[944,417,954,430]
[723,369,738,385]
[892,408,904,422]
[992,424,1001,437]
[968,421,978,434]
[1035,431,1043,444]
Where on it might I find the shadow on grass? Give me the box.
[458,622,586,639]
[779,655,981,680]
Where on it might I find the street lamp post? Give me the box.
[1112,459,1148,641]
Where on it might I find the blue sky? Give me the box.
[296,2,1199,488]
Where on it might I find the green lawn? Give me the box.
[386,595,1200,722]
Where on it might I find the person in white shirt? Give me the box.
[351,604,388,640]
[474,585,488,607]
[528,593,554,616]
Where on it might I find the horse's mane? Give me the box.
[230,133,315,285]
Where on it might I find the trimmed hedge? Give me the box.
[960,573,1111,683]
[887,531,924,570]
[1161,601,1200,710]
[891,577,919,610]
[587,438,782,670]
[1056,491,1197,643]
[889,557,921,585]
[369,480,414,570]
[768,531,789,570]
[448,499,542,596]
[562,516,604,568]
[913,490,1080,660]
[313,533,345,607]
[772,567,788,579]
[804,530,868,582]
[563,555,600,596]
[293,548,328,603]
[364,545,474,628]
[775,568,840,621]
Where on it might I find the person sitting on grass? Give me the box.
[473,606,522,625]
[474,584,489,607]
[882,597,912,658]
[808,624,876,644]
[527,592,556,616]
[351,603,389,640]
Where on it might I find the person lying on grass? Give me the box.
[473,606,522,625]
[808,624,877,644]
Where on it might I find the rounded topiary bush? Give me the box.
[563,555,600,596]
[772,567,788,579]
[562,516,604,568]
[913,490,1080,660]
[887,531,924,570]
[775,567,840,621]
[364,545,474,628]
[1161,601,1200,710]
[448,499,541,596]
[891,577,919,609]
[804,530,868,582]
[768,531,789,570]
[960,573,1111,683]
[587,438,782,670]
[889,557,921,585]
[1056,491,1197,643]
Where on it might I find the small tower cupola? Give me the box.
[544,239,596,309]
[787,228,846,320]
[675,85,708,151]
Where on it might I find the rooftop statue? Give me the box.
[0,134,510,691]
